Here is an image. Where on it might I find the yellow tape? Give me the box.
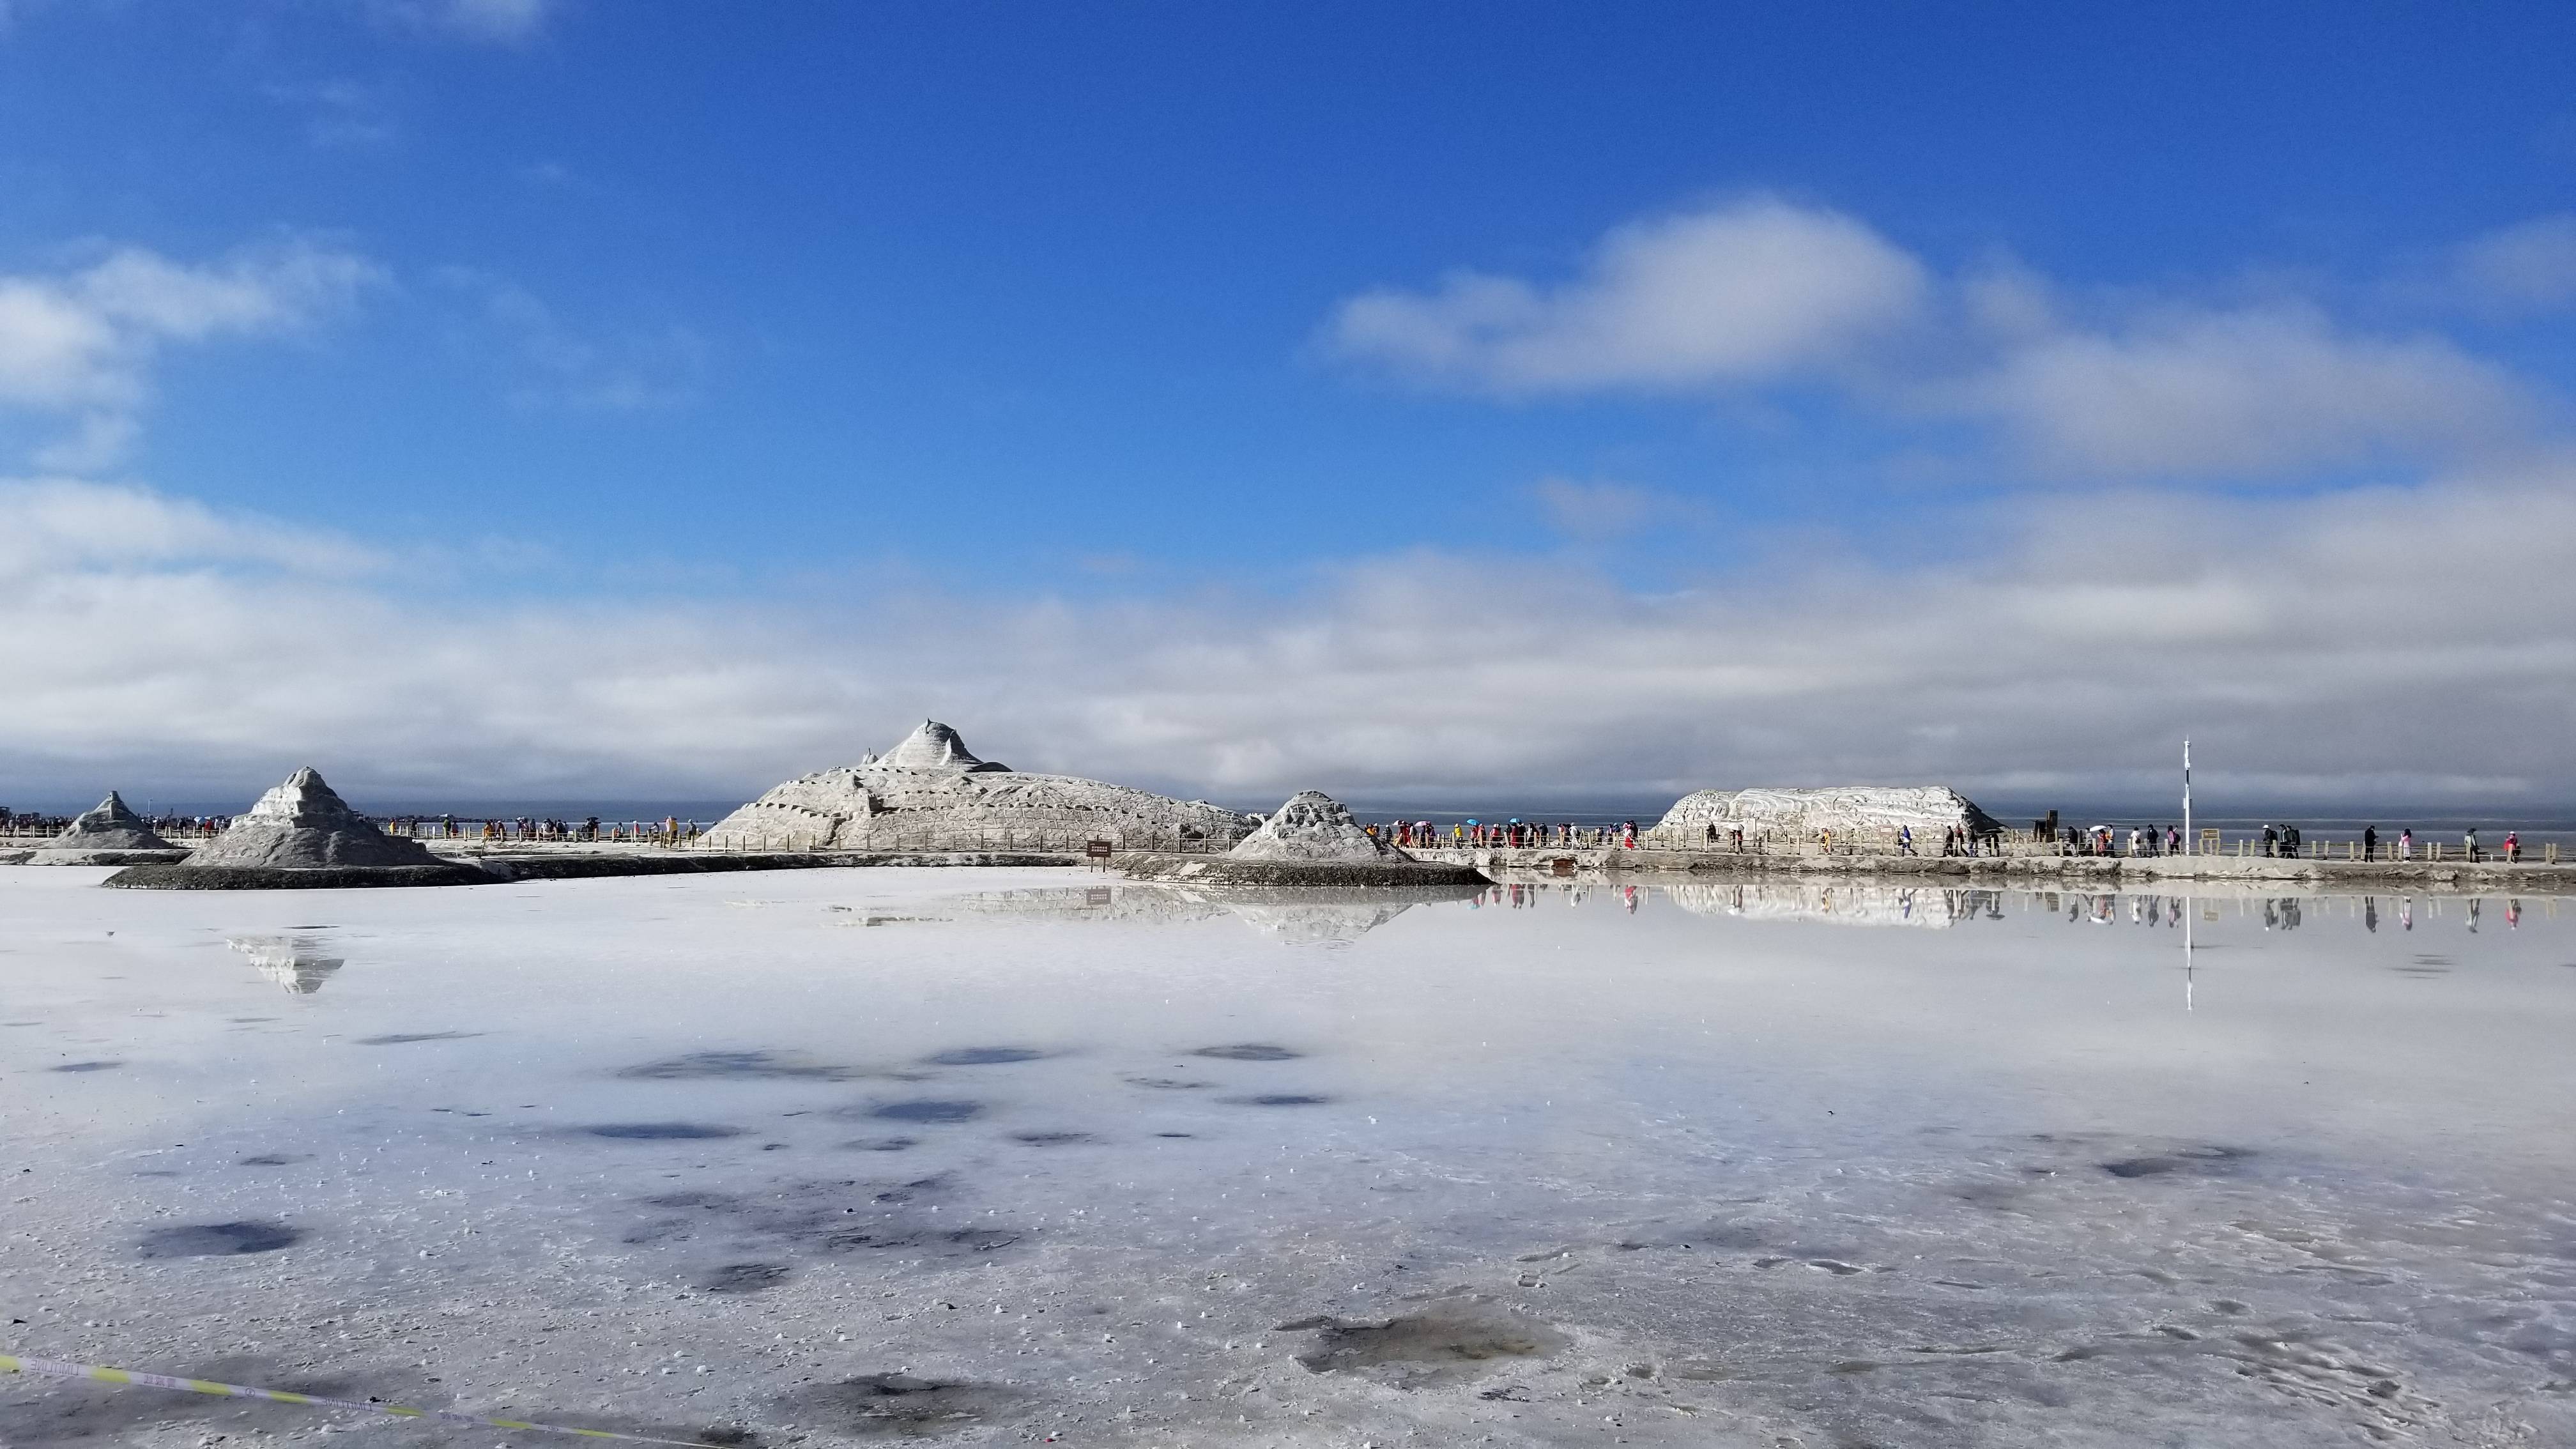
[1,1352,731,1446]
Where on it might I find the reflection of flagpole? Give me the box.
[2184,895,2195,1011]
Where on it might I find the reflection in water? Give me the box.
[1665,882,2007,928]
[951,882,1482,946]
[967,881,2554,947]
[226,935,344,993]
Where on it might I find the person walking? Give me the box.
[2363,825,2378,861]
[2464,826,2480,862]
[2399,827,2412,860]
[1899,824,1915,856]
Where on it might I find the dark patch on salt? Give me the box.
[236,1153,305,1167]
[48,1060,122,1072]
[584,1123,744,1140]
[2100,1144,2251,1179]
[1284,1301,1568,1384]
[923,1047,1045,1066]
[1123,1076,1211,1090]
[1227,1093,1331,1107]
[839,1137,918,1152]
[1009,1131,1094,1146]
[863,1099,985,1124]
[776,1373,1022,1438]
[1192,1043,1302,1061]
[353,1031,482,1045]
[696,1261,792,1294]
[621,1176,1031,1265]
[138,1221,300,1257]
[818,1226,1024,1255]
[618,1050,868,1082]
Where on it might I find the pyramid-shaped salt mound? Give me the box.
[1123,789,1486,887]
[187,767,440,869]
[46,791,176,851]
[708,719,1255,852]
[1229,790,1401,862]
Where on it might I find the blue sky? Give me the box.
[4,2,2575,811]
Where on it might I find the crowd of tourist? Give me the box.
[1347,811,2545,864]
[381,815,703,845]
[0,807,229,838]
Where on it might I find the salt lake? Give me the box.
[3,866,2571,1446]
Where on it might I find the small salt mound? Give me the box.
[1230,791,1401,862]
[187,767,440,869]
[45,791,176,851]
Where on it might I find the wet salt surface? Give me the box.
[2,867,2573,1447]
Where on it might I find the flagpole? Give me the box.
[2182,739,2193,856]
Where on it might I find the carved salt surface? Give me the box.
[43,791,175,851]
[183,766,437,869]
[709,720,1257,850]
[1227,789,1399,862]
[1656,783,2008,841]
[3,864,2572,1448]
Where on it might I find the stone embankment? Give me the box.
[1411,845,2576,893]
[103,849,1082,889]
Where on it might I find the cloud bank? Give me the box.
[5,473,2571,812]
[1332,197,2559,484]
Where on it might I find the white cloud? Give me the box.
[438,268,709,411]
[442,0,548,42]
[1952,303,2537,479]
[1331,203,2562,484]
[2453,213,2576,314]
[0,240,379,466]
[4,472,2572,813]
[263,79,399,149]
[1327,197,1928,392]
[1531,477,1683,540]
[364,0,551,44]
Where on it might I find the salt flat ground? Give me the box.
[1,867,2571,1447]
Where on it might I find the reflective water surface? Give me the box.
[2,866,2571,1447]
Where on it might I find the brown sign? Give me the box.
[1084,839,1114,860]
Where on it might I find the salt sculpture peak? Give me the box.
[188,766,440,869]
[878,719,1009,773]
[707,719,1255,851]
[1229,790,1402,862]
[47,790,176,850]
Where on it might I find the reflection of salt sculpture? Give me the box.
[1654,786,2005,848]
[1664,882,2002,928]
[228,935,345,994]
[952,881,1469,945]
[1213,898,1417,946]
[710,721,1258,852]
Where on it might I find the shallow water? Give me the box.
[1,866,2571,1446]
